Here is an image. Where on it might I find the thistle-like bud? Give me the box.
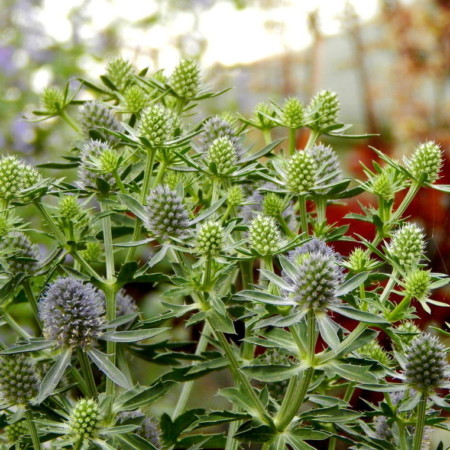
[252,102,278,129]
[41,86,65,114]
[69,399,99,441]
[395,321,421,348]
[306,90,340,130]
[262,192,286,217]
[404,333,447,392]
[196,221,223,256]
[78,140,115,190]
[405,141,443,184]
[0,231,39,275]
[170,59,200,98]
[144,185,190,240]
[286,152,317,194]
[206,137,237,175]
[165,171,182,190]
[80,241,103,262]
[79,101,123,144]
[358,340,391,366]
[137,104,175,147]
[116,288,138,317]
[404,269,431,301]
[123,85,148,113]
[119,411,161,447]
[0,156,41,199]
[5,420,28,443]
[249,215,282,256]
[39,277,104,348]
[105,57,135,91]
[199,116,241,154]
[388,223,425,270]
[284,239,343,312]
[227,185,244,206]
[281,97,304,128]
[0,355,39,405]
[371,171,395,201]
[346,247,372,273]
[306,144,342,193]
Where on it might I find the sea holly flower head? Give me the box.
[137,104,176,147]
[249,214,282,256]
[206,136,237,175]
[405,141,443,184]
[0,231,39,275]
[105,57,135,91]
[69,399,100,441]
[169,58,201,98]
[306,89,340,131]
[286,151,317,194]
[40,86,65,115]
[280,97,304,129]
[196,220,223,256]
[0,155,41,200]
[387,223,425,270]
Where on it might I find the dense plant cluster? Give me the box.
[0,56,449,449]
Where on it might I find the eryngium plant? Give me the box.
[0,55,448,450]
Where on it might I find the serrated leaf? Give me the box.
[336,272,369,296]
[87,348,131,389]
[329,305,388,324]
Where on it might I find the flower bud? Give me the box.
[39,277,104,348]
[199,116,241,154]
[307,144,342,194]
[144,185,190,240]
[249,215,282,256]
[358,340,391,366]
[227,185,244,206]
[0,355,39,405]
[0,156,41,199]
[105,57,134,91]
[80,241,103,262]
[5,420,28,443]
[69,399,99,440]
[286,152,317,194]
[40,87,65,114]
[252,102,277,129]
[206,137,237,175]
[123,85,148,113]
[395,321,421,348]
[196,221,223,256]
[404,269,431,301]
[388,223,425,270]
[170,59,200,98]
[165,171,182,190]
[262,193,286,217]
[371,171,395,201]
[307,90,340,130]
[404,333,447,392]
[137,104,175,147]
[78,140,115,189]
[79,101,123,144]
[281,97,304,128]
[0,231,39,275]
[406,141,443,184]
[346,247,372,273]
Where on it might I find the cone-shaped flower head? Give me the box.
[206,137,237,175]
[395,321,421,348]
[249,215,282,256]
[0,156,41,199]
[196,221,223,256]
[388,223,425,270]
[227,185,244,206]
[105,57,134,91]
[80,241,103,262]
[284,239,343,312]
[306,90,340,130]
[69,399,99,441]
[199,115,241,154]
[123,85,148,113]
[137,104,175,147]
[306,144,342,193]
[116,288,138,317]
[281,97,304,128]
[78,139,115,190]
[286,151,317,194]
[358,340,391,366]
[79,101,123,144]
[0,231,39,275]
[404,269,431,301]
[40,86,65,114]
[370,169,396,201]
[404,333,447,392]
[0,355,39,405]
[170,59,200,98]
[144,185,190,240]
[252,102,278,129]
[5,420,28,443]
[347,247,372,273]
[406,141,443,184]
[39,277,104,348]
[262,192,286,217]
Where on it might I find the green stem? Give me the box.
[393,182,420,221]
[288,128,296,156]
[112,169,126,193]
[211,178,219,205]
[23,279,42,329]
[316,197,326,224]
[3,312,31,339]
[60,110,82,134]
[101,201,115,282]
[277,214,295,238]
[380,270,397,305]
[298,195,308,235]
[25,409,41,450]
[153,159,168,187]
[413,393,427,450]
[262,129,272,146]
[305,130,320,150]
[104,285,117,417]
[172,322,211,418]
[73,438,83,450]
[388,294,412,321]
[399,422,408,450]
[77,348,97,399]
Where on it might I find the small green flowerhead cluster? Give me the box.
[358,340,391,366]
[306,144,342,193]
[69,399,99,440]
[249,215,282,256]
[262,192,286,217]
[281,97,304,128]
[5,420,28,443]
[346,247,372,272]
[286,151,317,194]
[306,90,340,130]
[80,241,103,262]
[138,104,176,147]
[196,221,223,256]
[106,57,135,91]
[0,231,39,275]
[206,137,237,175]
[0,355,39,405]
[395,321,421,347]
[252,102,277,129]
[123,85,148,113]
[41,86,65,114]
[144,185,190,240]
[388,223,425,270]
[406,141,443,183]
[227,185,244,206]
[199,116,240,154]
[404,269,431,301]
[0,155,41,200]
[170,59,200,98]
[404,333,447,392]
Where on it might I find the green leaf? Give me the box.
[241,363,303,382]
[316,314,340,349]
[115,434,158,450]
[207,309,235,334]
[116,261,139,286]
[234,422,276,443]
[326,361,377,384]
[0,339,55,354]
[336,272,369,296]
[190,197,226,225]
[193,410,250,428]
[87,348,131,389]
[239,138,284,163]
[100,327,168,343]
[235,290,295,306]
[36,347,72,403]
[299,405,361,423]
[329,305,388,324]
[117,193,147,222]
[121,381,175,409]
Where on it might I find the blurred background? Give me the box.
[1,0,450,445]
